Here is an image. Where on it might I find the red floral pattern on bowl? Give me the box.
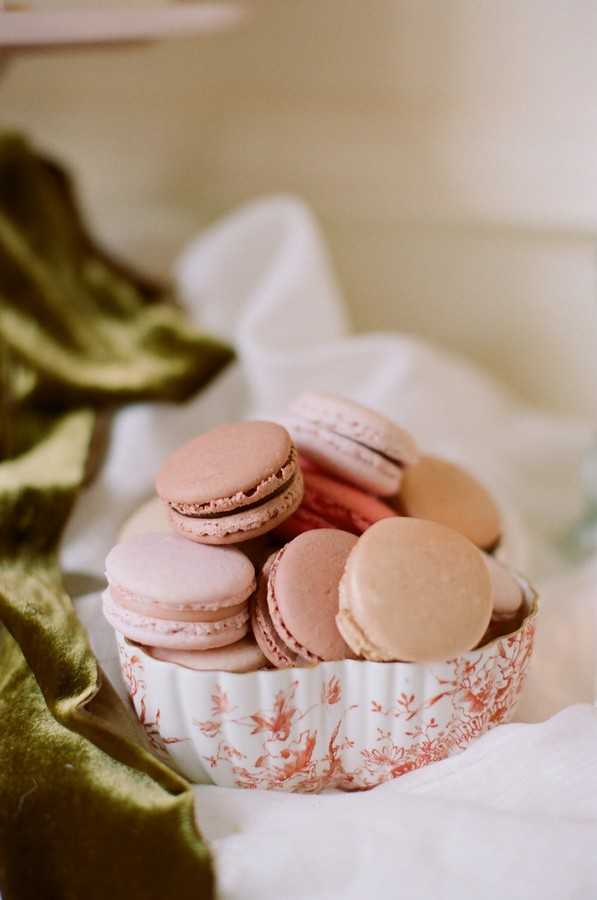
[117,583,537,792]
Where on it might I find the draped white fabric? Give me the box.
[72,197,597,899]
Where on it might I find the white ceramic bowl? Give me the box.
[117,578,538,792]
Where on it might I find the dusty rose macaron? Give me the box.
[103,532,256,650]
[276,467,396,540]
[252,529,357,668]
[156,421,304,544]
[251,553,303,669]
[397,454,502,551]
[337,517,493,662]
[148,636,267,673]
[284,392,419,497]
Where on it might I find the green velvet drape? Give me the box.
[0,134,234,900]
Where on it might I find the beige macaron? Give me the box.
[397,455,502,551]
[483,553,524,622]
[337,517,493,662]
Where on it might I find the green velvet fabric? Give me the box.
[0,134,234,900]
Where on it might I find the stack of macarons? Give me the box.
[103,392,527,674]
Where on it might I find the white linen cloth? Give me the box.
[69,196,597,899]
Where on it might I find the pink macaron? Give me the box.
[156,421,303,544]
[284,392,419,497]
[252,529,357,668]
[276,467,396,540]
[103,532,256,650]
[251,553,303,669]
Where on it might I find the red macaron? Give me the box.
[276,465,396,540]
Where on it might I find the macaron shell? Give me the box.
[148,637,267,673]
[300,470,396,534]
[168,468,304,544]
[338,518,492,662]
[275,506,334,541]
[484,553,524,619]
[398,455,502,550]
[156,421,293,507]
[290,392,419,466]
[284,414,401,496]
[109,584,248,622]
[251,559,299,669]
[102,590,249,650]
[105,532,256,608]
[169,447,299,518]
[268,529,357,661]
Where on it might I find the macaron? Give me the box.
[251,553,305,669]
[156,421,304,544]
[103,532,256,650]
[148,636,268,673]
[276,468,396,540]
[284,392,419,497]
[252,530,357,668]
[118,496,172,542]
[484,554,524,623]
[397,454,502,551]
[119,497,276,570]
[337,518,493,663]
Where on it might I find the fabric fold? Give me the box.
[0,134,232,900]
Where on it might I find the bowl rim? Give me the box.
[117,573,539,680]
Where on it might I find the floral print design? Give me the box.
[119,617,535,793]
[118,644,185,755]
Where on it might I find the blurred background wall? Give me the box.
[2,0,596,415]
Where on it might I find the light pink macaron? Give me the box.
[252,529,357,668]
[156,421,303,544]
[284,392,419,497]
[103,532,256,650]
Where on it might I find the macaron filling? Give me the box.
[169,470,298,519]
[108,582,251,622]
[168,469,304,542]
